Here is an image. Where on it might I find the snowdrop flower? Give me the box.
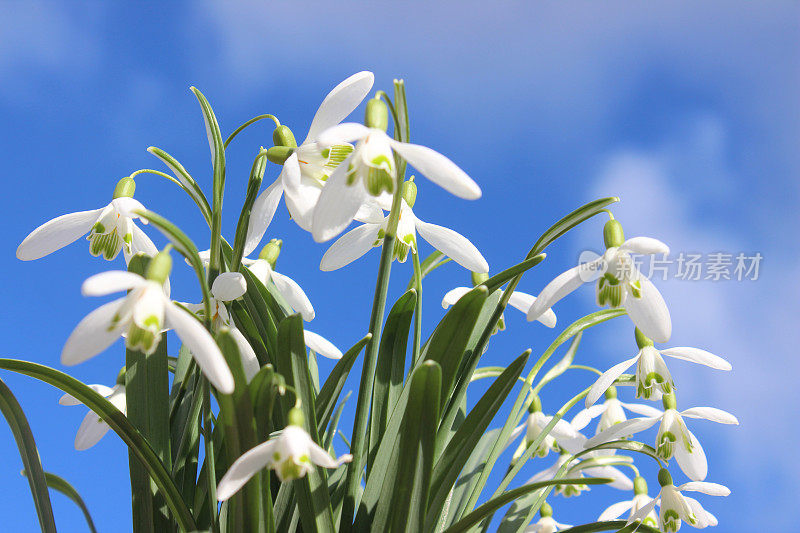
[217,408,351,500]
[585,330,732,406]
[312,98,481,242]
[244,71,374,251]
[527,219,672,342]
[16,177,157,263]
[61,249,235,394]
[585,393,738,481]
[627,469,728,532]
[443,273,557,329]
[572,386,663,436]
[511,396,585,459]
[524,503,571,532]
[320,181,488,273]
[59,382,126,450]
[198,247,342,360]
[598,475,659,527]
[527,451,633,496]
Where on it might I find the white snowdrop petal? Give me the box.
[674,430,708,481]
[677,481,730,497]
[598,500,634,521]
[317,123,370,146]
[619,237,670,255]
[571,404,607,432]
[217,440,276,501]
[304,330,343,360]
[305,71,375,143]
[211,272,247,302]
[625,497,658,526]
[165,302,235,394]
[619,402,664,418]
[247,259,273,285]
[284,175,323,233]
[82,271,147,297]
[442,287,472,309]
[526,261,598,322]
[660,347,732,371]
[62,298,128,366]
[16,207,104,260]
[389,140,481,200]
[130,223,159,257]
[586,355,641,407]
[74,411,112,451]
[584,465,633,491]
[229,328,260,383]
[320,223,381,271]
[680,407,739,425]
[414,218,489,273]
[244,178,284,257]
[270,271,315,321]
[307,440,352,469]
[59,384,115,406]
[624,275,672,343]
[311,155,367,242]
[585,416,661,448]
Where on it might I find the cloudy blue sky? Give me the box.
[1,2,797,531]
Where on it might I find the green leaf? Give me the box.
[231,148,267,271]
[426,351,530,530]
[527,197,619,257]
[406,251,451,290]
[22,471,97,533]
[276,315,336,533]
[445,478,611,533]
[534,330,582,393]
[0,378,56,532]
[316,333,371,436]
[386,361,441,532]
[558,521,661,533]
[146,146,212,224]
[0,359,197,532]
[369,289,416,465]
[480,254,546,293]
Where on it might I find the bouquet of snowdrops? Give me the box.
[6,72,737,533]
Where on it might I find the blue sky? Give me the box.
[1,2,797,531]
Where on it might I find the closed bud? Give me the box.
[146,247,173,284]
[272,125,297,148]
[288,406,305,428]
[113,176,136,199]
[259,239,282,269]
[365,98,389,131]
[401,177,417,208]
[603,219,625,248]
[471,271,489,286]
[635,328,654,348]
[266,145,295,165]
[540,502,553,518]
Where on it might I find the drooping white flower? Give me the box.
[527,452,633,496]
[572,386,663,435]
[527,221,672,342]
[244,71,375,251]
[217,421,351,500]
[198,247,342,361]
[585,335,732,406]
[627,469,728,532]
[585,395,738,481]
[598,475,659,527]
[320,197,488,273]
[62,260,235,394]
[59,383,126,450]
[442,286,557,328]
[16,185,156,263]
[312,117,481,242]
[510,406,585,459]
[524,503,571,532]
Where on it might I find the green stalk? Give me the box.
[412,249,423,364]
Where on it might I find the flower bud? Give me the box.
[288,406,305,427]
[146,247,173,284]
[658,468,673,487]
[401,177,417,208]
[603,219,625,248]
[113,176,136,199]
[259,239,282,269]
[266,145,295,165]
[528,394,542,413]
[635,328,654,348]
[540,502,553,518]
[272,125,297,148]
[365,98,389,131]
[471,271,489,286]
[633,475,648,495]
[604,385,618,400]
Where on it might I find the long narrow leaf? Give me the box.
[22,471,98,533]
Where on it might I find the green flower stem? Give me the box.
[128,168,183,187]
[412,249,423,364]
[224,114,280,149]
